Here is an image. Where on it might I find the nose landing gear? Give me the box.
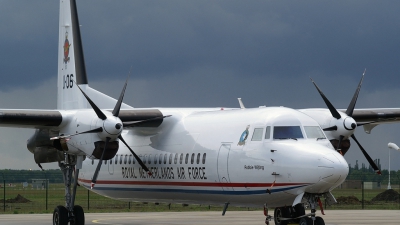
[271,204,306,225]
[264,195,326,225]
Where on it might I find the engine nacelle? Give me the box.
[27,129,65,164]
[57,110,120,160]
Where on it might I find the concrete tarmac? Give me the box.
[0,210,399,225]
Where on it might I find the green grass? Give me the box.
[0,183,254,214]
[1,183,399,214]
[323,188,400,210]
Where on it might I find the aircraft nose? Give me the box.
[305,147,349,193]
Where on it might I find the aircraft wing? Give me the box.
[340,108,400,123]
[0,109,62,128]
[0,109,165,129]
[338,108,400,133]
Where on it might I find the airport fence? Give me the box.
[0,170,399,214]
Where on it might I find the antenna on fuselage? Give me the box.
[238,98,245,109]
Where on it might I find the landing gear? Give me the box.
[269,204,305,225]
[72,205,85,225]
[315,216,325,225]
[299,217,312,225]
[53,154,85,225]
[304,194,325,225]
[53,205,68,225]
[298,216,324,225]
[268,202,325,225]
[274,207,289,225]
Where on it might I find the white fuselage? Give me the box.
[78,106,349,207]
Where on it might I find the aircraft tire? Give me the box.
[315,216,325,225]
[53,205,68,225]
[293,204,306,222]
[274,207,289,225]
[72,205,85,225]
[298,217,312,225]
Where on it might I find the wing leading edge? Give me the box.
[0,109,165,129]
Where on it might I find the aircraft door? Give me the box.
[217,144,233,191]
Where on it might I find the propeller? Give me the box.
[311,70,381,175]
[54,78,156,188]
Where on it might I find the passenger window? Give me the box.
[128,155,132,164]
[105,159,107,165]
[273,126,303,139]
[159,154,163,164]
[169,154,172,164]
[174,154,178,164]
[179,153,183,164]
[265,126,271,139]
[202,153,206,164]
[110,158,113,165]
[251,128,264,141]
[164,154,167,164]
[144,155,147,164]
[191,153,195,164]
[154,154,158,164]
[185,153,189,164]
[115,155,118,164]
[124,155,127,164]
[148,154,152,164]
[196,153,200,164]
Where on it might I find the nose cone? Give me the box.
[307,150,349,193]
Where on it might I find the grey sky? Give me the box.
[1,0,400,170]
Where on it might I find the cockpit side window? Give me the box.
[251,128,264,141]
[273,126,303,139]
[265,126,271,139]
[304,126,326,139]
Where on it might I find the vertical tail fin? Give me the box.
[57,0,89,110]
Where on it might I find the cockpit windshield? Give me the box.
[273,126,303,140]
[304,126,326,139]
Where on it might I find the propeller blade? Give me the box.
[323,125,338,131]
[310,78,341,119]
[336,135,344,152]
[123,115,172,128]
[91,137,111,189]
[350,134,381,175]
[75,83,107,120]
[118,135,152,176]
[345,69,365,117]
[50,127,103,140]
[112,77,129,117]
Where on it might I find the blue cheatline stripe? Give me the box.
[82,184,307,195]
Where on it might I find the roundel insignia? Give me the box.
[238,125,250,146]
[63,31,71,67]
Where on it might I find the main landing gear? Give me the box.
[265,195,326,225]
[53,154,85,225]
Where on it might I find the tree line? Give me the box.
[0,169,63,183]
[348,159,400,185]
